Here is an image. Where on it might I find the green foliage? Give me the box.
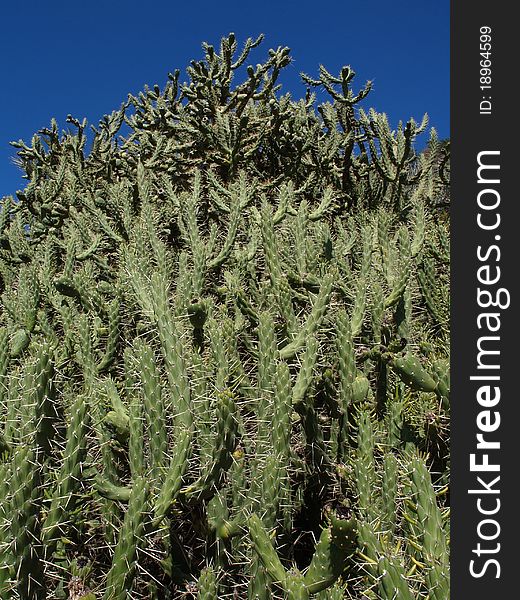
[0,33,449,598]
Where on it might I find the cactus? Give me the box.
[103,476,148,600]
[153,428,192,526]
[405,457,450,599]
[42,394,89,549]
[197,566,219,599]
[248,512,356,599]
[1,445,46,599]
[0,33,449,598]
[390,352,437,393]
[97,298,121,372]
[303,514,357,594]
[0,327,10,404]
[182,389,237,502]
[431,357,450,409]
[280,272,334,359]
[10,327,30,357]
[355,450,449,599]
[354,410,376,519]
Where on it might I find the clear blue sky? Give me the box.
[0,0,449,198]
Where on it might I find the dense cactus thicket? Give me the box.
[0,34,450,599]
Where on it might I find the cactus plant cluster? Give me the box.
[0,34,449,599]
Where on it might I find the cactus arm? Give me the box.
[247,514,287,586]
[390,353,437,393]
[303,517,356,594]
[153,428,192,526]
[280,272,333,360]
[103,476,148,600]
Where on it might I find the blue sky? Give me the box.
[0,0,449,198]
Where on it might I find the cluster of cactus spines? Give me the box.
[0,33,449,598]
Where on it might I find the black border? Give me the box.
[451,2,516,596]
